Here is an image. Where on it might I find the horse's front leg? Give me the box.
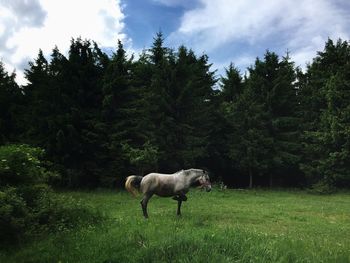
[174,194,187,216]
[140,193,153,219]
[172,194,187,201]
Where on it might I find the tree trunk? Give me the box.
[249,167,253,188]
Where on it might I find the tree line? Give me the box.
[1,33,350,189]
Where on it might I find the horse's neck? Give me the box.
[175,171,199,187]
[187,172,201,185]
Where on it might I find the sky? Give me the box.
[1,0,350,85]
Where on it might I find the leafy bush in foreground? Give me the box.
[0,144,102,246]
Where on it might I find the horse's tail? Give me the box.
[125,175,143,197]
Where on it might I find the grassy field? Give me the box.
[1,188,350,263]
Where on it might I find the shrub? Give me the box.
[0,187,31,244]
[0,144,102,247]
[0,144,58,187]
[308,180,336,195]
[34,193,102,233]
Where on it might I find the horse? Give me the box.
[125,168,211,218]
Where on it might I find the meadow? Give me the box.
[1,188,349,263]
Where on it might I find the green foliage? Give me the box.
[33,192,102,233]
[122,141,159,175]
[2,33,350,189]
[221,51,300,187]
[300,39,350,188]
[308,180,336,195]
[0,144,56,186]
[145,36,216,170]
[0,144,102,246]
[0,61,23,144]
[0,187,30,244]
[220,63,242,102]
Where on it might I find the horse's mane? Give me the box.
[175,168,203,176]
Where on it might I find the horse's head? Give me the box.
[198,170,211,192]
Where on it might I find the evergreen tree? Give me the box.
[269,55,301,186]
[23,49,52,148]
[301,39,350,187]
[13,33,350,190]
[179,52,216,168]
[101,40,144,184]
[24,40,108,187]
[147,32,178,171]
[220,63,242,102]
[222,72,272,188]
[223,51,300,187]
[62,38,107,187]
[126,50,159,174]
[0,61,22,144]
[215,65,243,184]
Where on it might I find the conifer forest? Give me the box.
[2,33,350,190]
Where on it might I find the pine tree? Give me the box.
[301,39,350,188]
[0,61,22,144]
[23,49,52,148]
[223,75,272,188]
[101,40,145,184]
[220,63,242,102]
[269,55,301,186]
[223,51,300,187]
[147,32,178,171]
[24,40,108,187]
[126,50,159,174]
[63,38,107,187]
[215,64,243,184]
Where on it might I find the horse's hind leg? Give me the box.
[140,193,153,219]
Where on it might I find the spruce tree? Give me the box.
[147,32,178,171]
[101,40,143,184]
[220,63,242,102]
[301,39,350,188]
[223,74,271,188]
[0,61,22,143]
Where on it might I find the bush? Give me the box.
[0,144,103,247]
[0,144,58,187]
[34,193,102,233]
[0,187,31,244]
[308,180,336,195]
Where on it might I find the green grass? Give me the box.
[1,188,350,262]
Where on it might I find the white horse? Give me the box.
[125,168,211,218]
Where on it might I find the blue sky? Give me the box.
[1,0,350,84]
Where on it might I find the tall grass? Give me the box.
[1,189,349,262]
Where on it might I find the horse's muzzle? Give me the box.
[205,185,212,192]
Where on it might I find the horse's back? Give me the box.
[140,172,176,196]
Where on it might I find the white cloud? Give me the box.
[169,0,350,69]
[0,0,127,85]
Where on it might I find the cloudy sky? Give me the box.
[1,0,350,84]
